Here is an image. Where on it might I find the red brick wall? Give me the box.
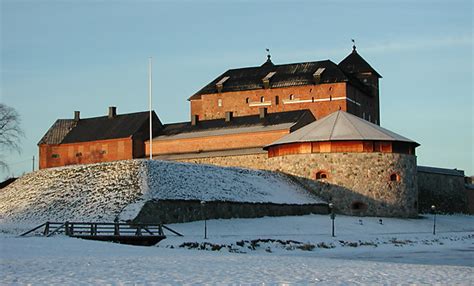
[39,137,137,169]
[190,83,349,121]
[146,129,289,156]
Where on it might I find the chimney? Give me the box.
[225,111,233,122]
[259,107,267,119]
[191,114,199,126]
[74,111,80,121]
[108,106,117,118]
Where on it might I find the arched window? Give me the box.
[218,99,222,107]
[260,96,264,103]
[315,171,328,180]
[390,173,400,182]
[245,97,249,104]
[289,94,294,100]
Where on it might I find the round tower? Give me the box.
[264,110,420,217]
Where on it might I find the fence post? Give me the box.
[114,222,120,236]
[65,221,70,236]
[43,222,50,236]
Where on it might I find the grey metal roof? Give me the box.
[153,110,315,141]
[153,147,266,160]
[417,166,465,177]
[265,110,419,148]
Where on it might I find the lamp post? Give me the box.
[201,200,207,239]
[431,205,436,235]
[329,203,335,237]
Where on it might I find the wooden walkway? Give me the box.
[20,221,183,246]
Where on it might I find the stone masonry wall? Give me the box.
[417,171,467,214]
[181,152,418,217]
[134,199,328,224]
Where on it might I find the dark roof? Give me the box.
[39,111,161,145]
[417,166,465,177]
[158,110,315,137]
[338,48,382,78]
[189,59,353,100]
[0,177,17,189]
[38,119,77,145]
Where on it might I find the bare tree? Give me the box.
[0,103,24,172]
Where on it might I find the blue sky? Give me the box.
[1,0,472,178]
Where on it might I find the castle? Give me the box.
[38,47,471,217]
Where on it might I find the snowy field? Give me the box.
[1,214,473,285]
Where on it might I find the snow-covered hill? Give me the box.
[0,160,322,225]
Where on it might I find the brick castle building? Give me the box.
[38,47,433,217]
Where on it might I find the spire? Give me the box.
[261,48,274,67]
[351,39,357,53]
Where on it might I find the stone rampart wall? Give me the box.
[417,171,468,214]
[180,152,418,217]
[133,199,328,224]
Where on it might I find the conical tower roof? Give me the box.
[265,111,418,149]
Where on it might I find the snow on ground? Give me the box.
[0,159,321,227]
[1,214,473,284]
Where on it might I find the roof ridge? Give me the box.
[328,111,341,140]
[342,112,365,139]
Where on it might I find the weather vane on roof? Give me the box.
[266,48,271,60]
[351,39,356,52]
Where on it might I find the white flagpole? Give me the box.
[149,57,153,160]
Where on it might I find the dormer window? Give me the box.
[216,76,230,93]
[262,71,276,89]
[313,67,325,83]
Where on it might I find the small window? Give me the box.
[275,96,279,105]
[260,96,264,103]
[52,154,60,158]
[315,171,328,180]
[245,97,249,104]
[100,150,107,155]
[289,94,294,100]
[390,173,400,182]
[76,152,82,157]
[312,97,314,102]
[218,99,222,107]
[351,201,368,211]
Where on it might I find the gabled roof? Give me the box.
[339,48,382,78]
[265,110,418,148]
[189,59,351,100]
[154,110,315,141]
[39,111,161,145]
[38,119,77,145]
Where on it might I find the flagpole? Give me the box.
[149,57,153,160]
